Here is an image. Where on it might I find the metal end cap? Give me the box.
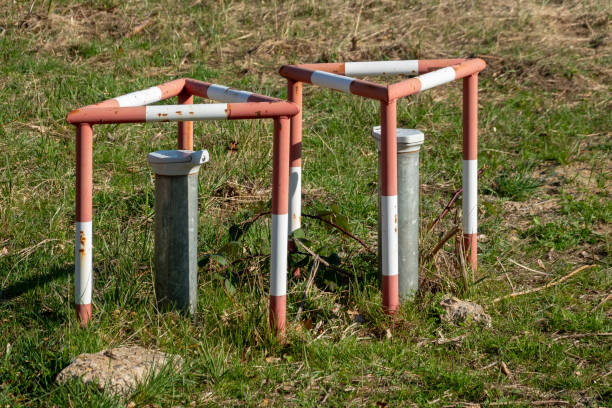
[147,150,210,176]
[371,127,425,149]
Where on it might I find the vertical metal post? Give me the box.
[270,116,290,339]
[288,80,303,235]
[75,123,93,325]
[396,130,424,300]
[380,101,399,314]
[147,150,209,315]
[462,74,478,273]
[177,90,194,150]
[372,127,424,302]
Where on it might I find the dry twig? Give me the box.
[424,225,459,262]
[500,361,511,377]
[493,265,595,303]
[302,213,374,254]
[508,258,550,276]
[553,332,612,341]
[591,293,612,312]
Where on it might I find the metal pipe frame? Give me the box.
[279,58,486,315]
[67,78,298,340]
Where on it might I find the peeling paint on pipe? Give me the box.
[279,57,485,316]
[67,79,299,335]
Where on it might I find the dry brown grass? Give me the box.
[3,1,610,89]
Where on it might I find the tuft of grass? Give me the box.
[521,219,599,251]
[489,169,541,201]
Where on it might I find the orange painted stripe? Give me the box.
[66,107,146,124]
[93,99,120,108]
[382,275,399,314]
[270,295,286,339]
[246,93,279,102]
[75,303,92,326]
[462,74,478,160]
[184,78,210,99]
[418,58,466,73]
[387,77,421,100]
[452,58,486,80]
[227,102,299,119]
[272,117,290,214]
[76,123,93,222]
[157,78,186,99]
[278,65,313,83]
[296,63,345,75]
[380,100,398,196]
[288,80,302,167]
[178,90,194,150]
[463,233,477,273]
[349,79,389,101]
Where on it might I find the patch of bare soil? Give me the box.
[498,159,610,266]
[550,161,612,195]
[504,158,611,226]
[502,198,561,230]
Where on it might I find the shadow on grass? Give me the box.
[0,264,71,303]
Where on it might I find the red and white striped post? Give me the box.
[75,123,93,325]
[462,73,478,272]
[270,117,290,338]
[287,80,303,235]
[278,58,486,313]
[380,101,399,314]
[68,79,298,337]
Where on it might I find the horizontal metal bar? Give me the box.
[184,78,280,103]
[66,101,299,124]
[280,58,485,101]
[90,79,186,108]
[389,58,486,100]
[278,65,389,101]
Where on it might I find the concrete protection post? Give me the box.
[147,150,209,315]
[372,127,424,302]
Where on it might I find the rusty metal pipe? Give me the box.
[177,90,194,150]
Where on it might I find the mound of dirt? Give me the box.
[56,346,183,396]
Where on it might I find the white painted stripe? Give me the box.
[311,71,354,93]
[206,84,252,103]
[145,104,228,121]
[345,60,419,76]
[270,213,288,296]
[381,195,398,277]
[114,86,163,107]
[289,167,302,233]
[462,160,478,234]
[416,66,456,91]
[75,221,93,305]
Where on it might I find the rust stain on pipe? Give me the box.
[79,231,86,258]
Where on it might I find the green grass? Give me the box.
[1,0,611,406]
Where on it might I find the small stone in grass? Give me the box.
[439,296,492,327]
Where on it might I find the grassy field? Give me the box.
[0,0,610,406]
